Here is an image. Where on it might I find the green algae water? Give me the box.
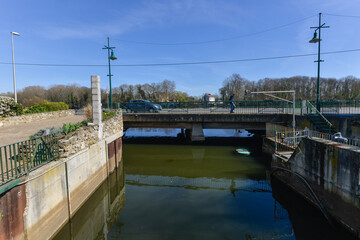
[54,142,356,240]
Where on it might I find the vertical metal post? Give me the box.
[11,33,17,103]
[0,147,4,182]
[316,13,322,111]
[107,37,113,109]
[293,91,296,145]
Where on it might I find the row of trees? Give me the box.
[2,85,91,108]
[111,80,193,103]
[0,80,193,108]
[1,75,359,108]
[219,74,360,101]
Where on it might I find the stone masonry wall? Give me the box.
[58,110,123,158]
[0,96,18,117]
[0,109,75,128]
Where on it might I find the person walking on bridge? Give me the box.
[229,94,235,113]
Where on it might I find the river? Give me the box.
[53,129,356,240]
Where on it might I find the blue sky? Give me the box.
[1,0,360,96]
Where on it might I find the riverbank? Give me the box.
[0,112,123,240]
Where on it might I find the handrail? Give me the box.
[0,134,59,187]
[306,101,332,131]
[116,100,294,114]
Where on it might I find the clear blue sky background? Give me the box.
[1,0,360,96]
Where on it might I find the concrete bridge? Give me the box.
[123,113,293,141]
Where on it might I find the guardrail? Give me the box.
[319,100,360,115]
[306,101,332,133]
[0,134,59,186]
[113,99,360,115]
[115,100,295,114]
[308,131,360,148]
[268,124,360,154]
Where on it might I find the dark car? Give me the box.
[125,99,162,113]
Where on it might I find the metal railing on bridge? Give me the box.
[0,134,59,187]
[114,99,360,115]
[115,100,296,114]
[318,100,360,115]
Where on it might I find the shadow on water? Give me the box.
[271,177,357,240]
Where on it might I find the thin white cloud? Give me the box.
[36,0,248,40]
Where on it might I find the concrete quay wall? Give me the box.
[0,113,123,240]
[272,137,360,237]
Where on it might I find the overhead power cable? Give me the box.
[323,13,360,18]
[0,48,359,68]
[112,15,317,46]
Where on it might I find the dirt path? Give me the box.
[0,115,86,146]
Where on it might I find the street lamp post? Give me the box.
[11,32,20,103]
[245,90,296,132]
[102,37,117,109]
[309,13,329,112]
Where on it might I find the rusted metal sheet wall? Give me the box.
[108,141,116,173]
[0,185,26,240]
[115,138,122,168]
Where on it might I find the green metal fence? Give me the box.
[319,100,360,115]
[0,134,59,186]
[115,100,295,114]
[114,99,360,115]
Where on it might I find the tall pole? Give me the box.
[107,37,113,109]
[11,33,17,103]
[292,91,295,131]
[310,13,329,112]
[316,13,322,111]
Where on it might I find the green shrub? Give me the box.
[103,111,116,120]
[62,120,89,134]
[24,101,69,114]
[11,103,24,116]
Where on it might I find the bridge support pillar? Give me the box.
[190,123,205,141]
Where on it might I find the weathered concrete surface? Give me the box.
[190,123,205,141]
[66,142,107,215]
[52,161,125,240]
[91,75,101,125]
[23,163,69,240]
[21,133,123,239]
[123,113,292,130]
[325,115,360,139]
[272,137,360,237]
[0,185,26,240]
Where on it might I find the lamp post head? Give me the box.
[11,32,20,36]
[109,50,117,60]
[309,31,320,43]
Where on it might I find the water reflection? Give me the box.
[53,160,125,240]
[124,128,254,138]
[53,142,356,240]
[107,144,295,240]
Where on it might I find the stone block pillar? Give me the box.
[91,75,102,125]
